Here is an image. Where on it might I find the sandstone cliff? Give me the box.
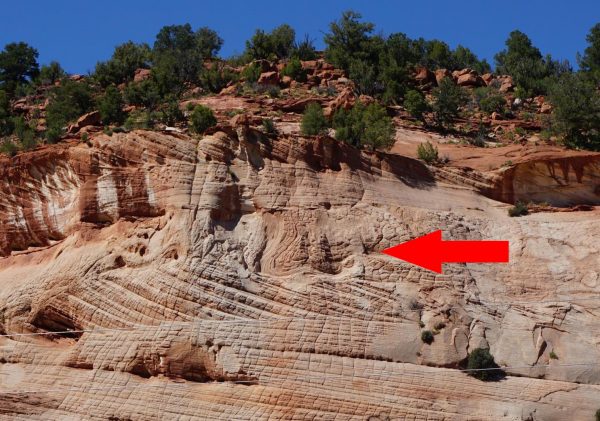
[0,128,599,420]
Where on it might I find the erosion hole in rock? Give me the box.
[114,256,126,268]
[139,246,146,257]
[129,362,153,379]
[30,306,83,340]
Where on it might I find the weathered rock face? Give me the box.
[0,130,599,419]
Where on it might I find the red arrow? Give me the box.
[382,230,509,274]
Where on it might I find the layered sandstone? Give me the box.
[0,128,599,420]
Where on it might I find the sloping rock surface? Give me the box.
[0,130,599,420]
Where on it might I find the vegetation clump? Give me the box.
[431,78,468,128]
[189,104,217,134]
[508,201,529,217]
[466,348,504,381]
[262,118,277,135]
[98,85,125,125]
[416,141,439,163]
[403,89,429,122]
[301,103,329,136]
[333,102,394,149]
[281,57,307,82]
[421,330,434,344]
[45,79,93,142]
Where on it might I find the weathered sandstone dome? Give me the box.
[0,128,599,420]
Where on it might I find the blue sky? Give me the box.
[1,0,598,74]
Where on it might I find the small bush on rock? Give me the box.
[301,103,329,136]
[241,63,261,83]
[417,141,439,163]
[508,201,528,217]
[262,118,277,135]
[404,90,429,121]
[98,85,126,125]
[466,348,504,381]
[421,330,434,344]
[281,57,307,82]
[431,77,468,128]
[333,102,394,149]
[189,104,217,134]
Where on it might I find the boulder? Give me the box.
[278,98,322,113]
[219,85,237,96]
[258,71,280,86]
[482,73,494,86]
[67,111,102,134]
[281,75,292,87]
[457,72,484,87]
[414,67,435,87]
[230,113,250,127]
[133,68,151,83]
[255,59,275,73]
[301,60,320,71]
[452,68,472,79]
[435,69,452,85]
[498,76,514,93]
[358,95,375,106]
[324,87,355,116]
[540,103,553,114]
[320,60,335,71]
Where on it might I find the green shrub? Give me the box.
[157,100,184,126]
[45,79,93,141]
[93,41,151,87]
[0,140,18,156]
[508,201,529,217]
[45,126,63,143]
[281,57,307,82]
[0,89,14,136]
[349,59,379,96]
[431,78,468,128]
[12,116,37,150]
[549,351,558,360]
[152,24,222,86]
[548,72,600,151]
[474,87,506,115]
[404,90,429,121]
[417,141,439,163]
[333,102,394,149]
[98,85,125,125]
[466,348,504,381]
[301,103,328,136]
[293,34,317,60]
[245,24,295,60]
[189,104,217,134]
[199,63,239,93]
[0,42,39,97]
[421,330,434,344]
[37,61,66,85]
[596,409,600,421]
[324,10,377,72]
[380,65,409,105]
[241,63,261,83]
[124,79,161,109]
[494,30,567,97]
[124,109,154,130]
[262,118,277,135]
